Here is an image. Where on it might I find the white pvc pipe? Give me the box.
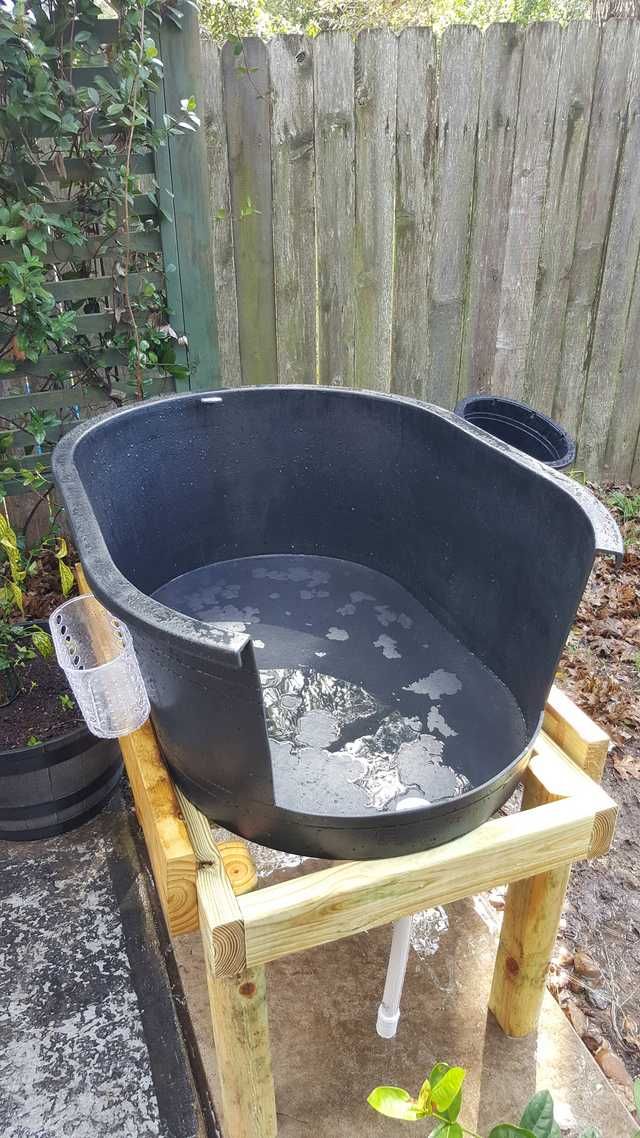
[376,794,429,1039]
[376,915,413,1038]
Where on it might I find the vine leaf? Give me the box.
[520,1090,560,1138]
[431,1068,466,1113]
[367,1087,424,1120]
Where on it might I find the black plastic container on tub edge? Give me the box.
[0,623,122,841]
[51,388,622,860]
[454,394,576,470]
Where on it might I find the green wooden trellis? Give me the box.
[0,1,220,498]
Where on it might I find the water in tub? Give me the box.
[153,555,526,817]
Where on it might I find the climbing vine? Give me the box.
[0,0,198,503]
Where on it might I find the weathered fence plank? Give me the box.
[460,23,524,397]
[583,26,640,475]
[269,36,317,385]
[201,23,640,480]
[158,6,220,389]
[201,41,242,388]
[607,252,640,482]
[493,21,563,400]
[391,27,437,399]
[553,19,635,441]
[314,32,355,389]
[222,38,277,386]
[354,29,398,392]
[427,24,482,408]
[524,21,600,415]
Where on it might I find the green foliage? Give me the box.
[0,509,68,683]
[519,1092,559,1138]
[200,0,589,42]
[609,490,640,522]
[0,0,198,485]
[368,1066,640,1138]
[26,735,42,746]
[58,691,75,711]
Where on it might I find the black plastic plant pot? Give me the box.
[0,623,122,841]
[454,394,576,470]
[52,388,621,860]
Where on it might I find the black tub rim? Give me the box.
[454,393,576,470]
[50,388,622,839]
[52,388,623,676]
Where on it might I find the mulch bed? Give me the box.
[0,651,81,749]
[549,483,640,1114]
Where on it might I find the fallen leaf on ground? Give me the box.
[612,754,640,781]
[595,1045,634,1086]
[574,950,602,979]
[564,1000,589,1037]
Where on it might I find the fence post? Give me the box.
[157,3,221,390]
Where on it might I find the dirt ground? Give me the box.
[549,484,640,1112]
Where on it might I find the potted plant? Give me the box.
[0,513,122,840]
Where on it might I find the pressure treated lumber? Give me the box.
[489,763,571,1037]
[543,684,610,780]
[176,787,258,895]
[76,565,198,935]
[198,828,277,1138]
[489,744,571,1036]
[237,772,615,976]
[119,720,197,935]
[203,960,277,1138]
[488,729,615,1036]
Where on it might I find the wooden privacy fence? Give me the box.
[201,20,640,482]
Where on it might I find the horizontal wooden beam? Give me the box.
[529,733,616,857]
[39,194,157,218]
[48,270,164,303]
[0,388,92,414]
[235,758,616,976]
[544,684,610,780]
[0,229,160,265]
[40,151,155,182]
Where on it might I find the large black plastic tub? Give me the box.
[53,389,621,859]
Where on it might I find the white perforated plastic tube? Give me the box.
[376,794,430,1038]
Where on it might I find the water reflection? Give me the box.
[263,667,469,814]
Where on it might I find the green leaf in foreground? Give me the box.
[489,1127,537,1138]
[431,1068,466,1113]
[367,1086,424,1120]
[520,1091,559,1138]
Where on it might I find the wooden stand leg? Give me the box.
[196,837,277,1138]
[204,960,277,1138]
[488,772,571,1037]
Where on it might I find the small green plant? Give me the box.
[26,735,41,747]
[0,511,54,704]
[609,491,640,523]
[368,1064,640,1138]
[58,692,75,711]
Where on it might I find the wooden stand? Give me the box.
[104,687,615,1138]
[78,559,615,1138]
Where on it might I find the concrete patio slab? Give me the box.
[0,788,210,1138]
[173,865,636,1138]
